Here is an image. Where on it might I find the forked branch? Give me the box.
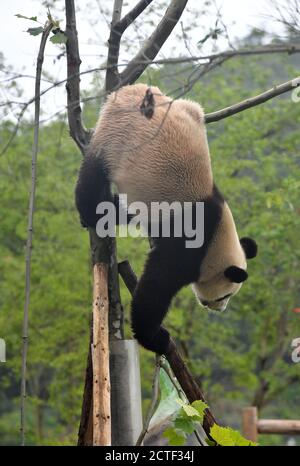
[109,0,189,88]
[65,0,91,151]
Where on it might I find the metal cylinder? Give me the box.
[110,339,143,446]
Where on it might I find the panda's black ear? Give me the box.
[240,237,257,259]
[224,266,248,283]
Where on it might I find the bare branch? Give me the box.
[118,0,155,33]
[120,0,189,85]
[205,76,300,123]
[106,0,154,91]
[20,20,53,447]
[145,43,300,66]
[105,0,124,91]
[1,42,299,152]
[65,0,91,152]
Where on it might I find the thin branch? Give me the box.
[136,355,161,446]
[205,75,300,123]
[118,0,155,33]
[3,68,299,159]
[144,43,300,65]
[106,0,154,90]
[20,20,53,447]
[160,359,186,401]
[65,0,91,152]
[105,0,124,91]
[120,0,189,85]
[118,260,138,295]
[0,104,28,156]
[1,43,299,154]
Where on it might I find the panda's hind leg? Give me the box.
[75,150,113,228]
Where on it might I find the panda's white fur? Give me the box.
[90,84,213,203]
[75,83,257,354]
[194,203,246,311]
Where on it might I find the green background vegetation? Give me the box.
[0,32,299,445]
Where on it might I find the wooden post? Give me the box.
[257,419,300,435]
[242,407,258,443]
[92,264,111,446]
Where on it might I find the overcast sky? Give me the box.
[0,0,283,120]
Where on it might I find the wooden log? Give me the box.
[242,407,258,443]
[92,264,111,446]
[258,419,300,435]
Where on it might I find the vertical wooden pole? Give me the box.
[242,407,258,443]
[92,264,111,446]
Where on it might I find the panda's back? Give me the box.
[90,83,214,204]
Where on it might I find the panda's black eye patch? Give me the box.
[215,293,232,302]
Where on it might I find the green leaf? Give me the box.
[163,427,186,446]
[15,14,38,21]
[50,32,67,44]
[176,399,201,419]
[27,27,44,36]
[191,400,208,423]
[174,416,195,435]
[210,424,258,446]
[149,368,182,427]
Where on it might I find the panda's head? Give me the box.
[192,237,257,312]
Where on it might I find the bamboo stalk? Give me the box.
[92,264,111,446]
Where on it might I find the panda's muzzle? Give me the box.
[200,293,232,312]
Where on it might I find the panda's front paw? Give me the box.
[152,327,171,355]
[134,326,171,355]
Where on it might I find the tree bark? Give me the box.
[92,264,111,446]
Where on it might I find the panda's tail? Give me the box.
[75,149,112,228]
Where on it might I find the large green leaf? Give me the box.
[210,425,258,446]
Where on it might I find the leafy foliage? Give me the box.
[0,29,299,445]
[15,14,38,22]
[26,27,44,36]
[163,398,208,445]
[163,396,256,446]
[210,424,257,446]
[50,31,67,44]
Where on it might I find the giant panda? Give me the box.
[75,83,257,355]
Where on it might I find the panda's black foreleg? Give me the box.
[131,244,186,355]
